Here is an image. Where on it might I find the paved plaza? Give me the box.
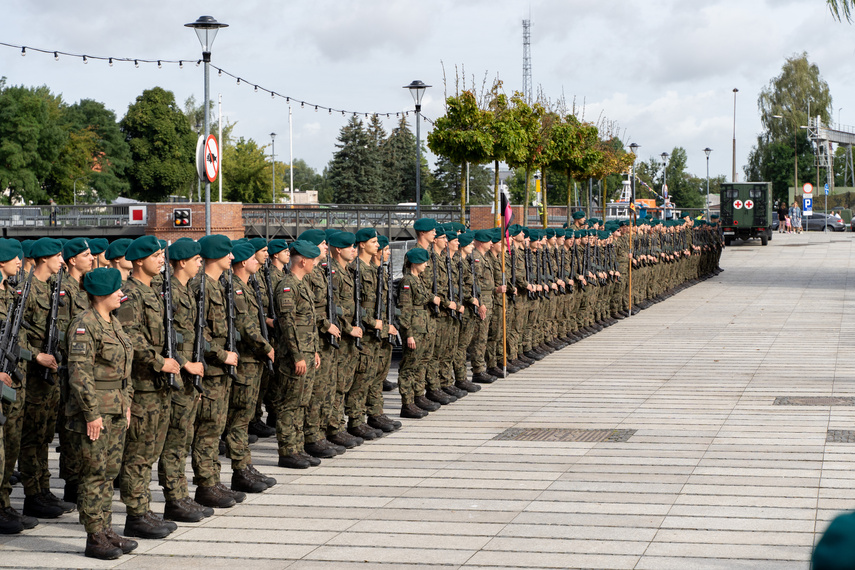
[4,230,855,568]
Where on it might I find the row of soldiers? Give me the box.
[0,211,723,559]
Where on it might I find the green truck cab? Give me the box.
[720,182,773,246]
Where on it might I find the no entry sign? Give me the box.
[205,135,219,183]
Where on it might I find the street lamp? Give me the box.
[186,15,228,235]
[732,88,738,182]
[629,143,640,207]
[404,80,430,220]
[704,148,712,221]
[660,152,669,219]
[270,132,276,204]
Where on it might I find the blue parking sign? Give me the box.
[825,183,830,196]
[804,197,813,215]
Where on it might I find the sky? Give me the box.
[2,0,855,190]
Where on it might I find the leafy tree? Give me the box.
[121,87,197,202]
[547,115,604,218]
[829,0,855,21]
[222,137,270,203]
[382,116,432,204]
[0,81,67,204]
[504,95,549,214]
[430,156,493,205]
[326,116,382,204]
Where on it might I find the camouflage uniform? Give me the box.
[273,273,318,456]
[116,276,171,517]
[0,285,26,510]
[345,258,380,428]
[452,253,475,384]
[417,251,444,393]
[225,275,273,470]
[19,276,60,498]
[66,309,132,534]
[254,263,285,425]
[306,260,338,445]
[328,258,357,437]
[190,273,231,488]
[396,272,433,404]
[366,261,393,420]
[157,275,198,502]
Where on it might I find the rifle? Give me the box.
[188,270,206,394]
[220,269,239,381]
[385,261,400,346]
[325,255,339,349]
[510,246,518,301]
[524,248,535,300]
[0,267,33,424]
[161,243,181,391]
[538,248,549,299]
[557,247,566,294]
[41,269,64,385]
[430,251,439,316]
[373,262,384,341]
[572,242,585,292]
[445,250,460,321]
[249,275,275,373]
[469,255,480,316]
[262,258,279,336]
[353,260,363,349]
[457,255,465,317]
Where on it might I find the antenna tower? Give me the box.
[522,19,532,103]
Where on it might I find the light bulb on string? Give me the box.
[21,47,25,56]
[54,52,59,61]
[83,55,88,64]
[271,91,275,99]
[315,105,318,112]
[286,97,290,103]
[109,57,114,66]
[329,109,332,115]
[196,60,201,67]
[134,60,139,68]
[301,102,304,108]
[218,69,222,77]
[237,78,240,85]
[254,85,258,92]
[157,60,162,69]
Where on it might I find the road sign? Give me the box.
[662,183,668,199]
[804,197,813,216]
[128,206,147,225]
[195,135,205,180]
[744,199,754,210]
[733,199,743,209]
[204,135,219,183]
[803,183,813,194]
[825,183,830,196]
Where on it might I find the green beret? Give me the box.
[298,229,326,246]
[507,224,523,237]
[457,232,474,247]
[441,222,454,231]
[354,228,377,243]
[445,231,458,241]
[406,247,430,264]
[474,230,493,243]
[232,242,256,264]
[30,238,62,259]
[377,235,389,249]
[414,218,437,232]
[618,220,628,227]
[168,238,201,261]
[522,228,532,239]
[268,239,289,255]
[491,228,503,243]
[126,236,162,262]
[57,238,68,246]
[545,228,556,238]
[434,227,446,239]
[21,240,34,259]
[710,213,719,219]
[231,238,248,247]
[324,229,340,239]
[565,230,574,239]
[452,222,467,232]
[0,239,21,263]
[198,234,233,260]
[83,267,122,296]
[62,238,90,261]
[249,238,268,252]
[105,238,133,261]
[289,239,321,259]
[572,210,586,220]
[88,238,109,255]
[328,232,355,248]
[813,511,855,569]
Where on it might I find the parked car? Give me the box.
[772,212,779,231]
[802,213,846,231]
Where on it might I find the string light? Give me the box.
[134,60,139,68]
[254,85,258,92]
[83,55,88,64]
[21,47,25,56]
[179,60,183,68]
[108,57,113,66]
[54,52,59,61]
[157,60,162,68]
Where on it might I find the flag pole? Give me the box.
[501,230,507,377]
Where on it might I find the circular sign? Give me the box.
[733,200,743,209]
[204,135,219,183]
[803,183,813,194]
[195,135,206,180]
[744,199,754,210]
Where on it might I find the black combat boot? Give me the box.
[85,531,123,560]
[231,468,267,494]
[401,403,428,419]
[305,440,338,458]
[0,508,23,534]
[471,372,496,384]
[63,481,78,505]
[278,453,310,469]
[455,379,481,393]
[415,395,441,411]
[23,492,63,519]
[485,366,506,379]
[104,527,138,554]
[123,513,172,539]
[328,431,363,448]
[215,483,245,504]
[4,507,37,530]
[426,389,454,405]
[248,419,276,438]
[164,499,205,523]
[368,414,402,432]
[194,485,235,509]
[247,465,277,488]
[348,423,381,441]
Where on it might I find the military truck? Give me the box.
[720,182,773,246]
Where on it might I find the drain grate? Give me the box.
[774,397,855,406]
[493,428,636,443]
[828,430,855,443]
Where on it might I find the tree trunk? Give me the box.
[460,163,467,225]
[566,170,573,226]
[493,160,500,227]
[523,167,531,227]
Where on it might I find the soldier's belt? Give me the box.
[94,379,125,390]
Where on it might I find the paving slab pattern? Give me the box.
[3,231,852,568]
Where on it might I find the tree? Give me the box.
[663,147,704,209]
[382,116,432,204]
[121,87,197,202]
[504,95,549,214]
[222,137,270,203]
[430,156,493,205]
[746,52,830,201]
[829,0,855,21]
[326,116,382,204]
[0,81,67,204]
[547,114,603,217]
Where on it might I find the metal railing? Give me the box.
[0,205,131,228]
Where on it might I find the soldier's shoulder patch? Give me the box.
[282,286,292,292]
[75,327,86,335]
[59,290,66,297]
[70,341,88,355]
[402,284,410,290]
[119,295,129,304]
[236,289,243,295]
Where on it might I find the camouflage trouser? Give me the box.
[306,340,337,445]
[0,383,24,508]
[510,295,527,359]
[157,385,199,502]
[327,339,357,437]
[192,375,230,488]
[487,298,511,369]
[274,353,315,455]
[121,388,170,516]
[20,371,59,496]
[73,413,126,534]
[523,298,539,352]
[398,325,435,405]
[367,342,392,418]
[439,317,460,388]
[226,361,262,471]
[425,314,448,392]
[345,336,380,427]
[58,370,79,487]
[469,304,491,374]
[454,315,477,383]
[253,365,273,423]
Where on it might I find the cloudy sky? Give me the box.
[3,0,854,189]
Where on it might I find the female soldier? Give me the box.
[397,247,436,419]
[66,268,136,560]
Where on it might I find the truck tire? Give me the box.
[767,229,773,242]
[760,233,768,246]
[724,236,733,246]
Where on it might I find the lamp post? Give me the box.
[404,80,430,220]
[732,88,738,182]
[660,152,669,219]
[704,148,712,221]
[629,143,640,207]
[186,15,228,235]
[270,132,276,204]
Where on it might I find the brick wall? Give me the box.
[146,202,245,241]
[469,205,570,229]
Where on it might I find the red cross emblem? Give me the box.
[734,200,743,209]
[744,200,754,210]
